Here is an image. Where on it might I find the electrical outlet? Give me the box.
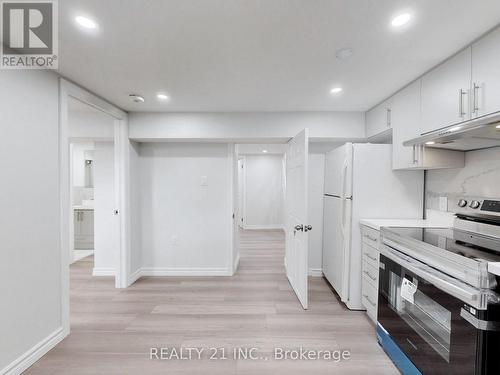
[171,235,179,246]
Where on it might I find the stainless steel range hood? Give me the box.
[403,112,500,151]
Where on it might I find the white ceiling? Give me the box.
[58,0,500,112]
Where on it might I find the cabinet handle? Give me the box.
[364,234,378,242]
[459,89,467,117]
[363,294,376,307]
[363,270,377,281]
[386,108,392,127]
[365,253,378,262]
[473,83,480,114]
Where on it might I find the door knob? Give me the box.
[304,225,312,232]
[294,224,304,231]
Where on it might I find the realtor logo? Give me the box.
[1,0,58,69]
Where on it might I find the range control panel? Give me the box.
[456,197,500,217]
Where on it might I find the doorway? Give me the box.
[233,139,310,308]
[59,79,129,337]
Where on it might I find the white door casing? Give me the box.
[285,129,309,309]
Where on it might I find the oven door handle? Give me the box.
[380,244,487,310]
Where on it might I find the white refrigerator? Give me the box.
[322,143,424,310]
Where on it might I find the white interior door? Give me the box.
[285,129,309,309]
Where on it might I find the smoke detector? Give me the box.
[129,94,145,103]
[335,48,354,60]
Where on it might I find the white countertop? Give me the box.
[73,205,94,210]
[359,218,448,231]
[360,209,455,231]
[488,263,500,277]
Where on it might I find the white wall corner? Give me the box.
[92,267,116,277]
[308,268,323,277]
[127,267,143,286]
[232,254,240,275]
[1,327,65,375]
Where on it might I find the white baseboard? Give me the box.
[232,254,240,274]
[92,267,116,277]
[127,267,142,285]
[1,327,65,375]
[243,224,284,230]
[71,250,94,264]
[140,267,232,277]
[308,268,323,277]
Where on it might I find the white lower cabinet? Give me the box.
[361,225,380,323]
[74,209,94,250]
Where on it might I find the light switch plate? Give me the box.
[439,196,448,212]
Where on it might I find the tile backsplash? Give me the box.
[426,147,500,212]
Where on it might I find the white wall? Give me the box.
[308,153,325,275]
[129,141,143,280]
[426,147,500,211]
[68,105,114,140]
[243,155,285,229]
[71,142,95,187]
[93,142,118,275]
[138,143,232,275]
[129,112,365,142]
[0,71,62,373]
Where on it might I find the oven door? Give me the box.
[378,251,478,375]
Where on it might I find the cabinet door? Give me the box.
[74,211,81,236]
[365,99,392,138]
[392,80,421,170]
[471,26,500,118]
[421,47,472,134]
[80,210,94,237]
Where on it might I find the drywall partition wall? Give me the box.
[128,112,365,141]
[426,147,500,210]
[68,98,115,140]
[128,140,143,282]
[0,70,63,373]
[243,155,285,229]
[93,142,118,276]
[308,153,326,276]
[138,143,232,275]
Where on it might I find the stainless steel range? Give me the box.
[376,197,500,375]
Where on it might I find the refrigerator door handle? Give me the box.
[340,159,348,233]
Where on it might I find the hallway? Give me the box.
[26,230,396,374]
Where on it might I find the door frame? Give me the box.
[237,156,246,228]
[59,78,130,337]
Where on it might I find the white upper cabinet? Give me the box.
[421,47,472,134]
[471,27,500,118]
[365,97,392,138]
[392,81,421,169]
[391,80,465,170]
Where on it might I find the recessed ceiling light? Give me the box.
[156,93,169,101]
[425,141,435,145]
[75,15,98,29]
[262,150,268,153]
[335,48,354,60]
[330,87,343,94]
[391,13,411,28]
[129,94,145,103]
[449,126,462,132]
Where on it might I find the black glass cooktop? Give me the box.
[387,227,500,263]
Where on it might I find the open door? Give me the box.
[285,129,310,309]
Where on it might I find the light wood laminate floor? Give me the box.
[26,229,398,374]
